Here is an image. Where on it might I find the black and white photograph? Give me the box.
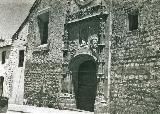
[0,0,160,113]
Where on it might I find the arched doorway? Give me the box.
[76,60,97,112]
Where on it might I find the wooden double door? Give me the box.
[76,60,97,112]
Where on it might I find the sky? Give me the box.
[0,0,35,39]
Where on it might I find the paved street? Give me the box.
[7,104,94,114]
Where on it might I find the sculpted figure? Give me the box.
[69,41,77,57]
[89,34,98,53]
[80,39,88,48]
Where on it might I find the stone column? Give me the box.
[94,55,108,114]
[94,13,108,114]
[61,26,76,110]
[67,71,76,109]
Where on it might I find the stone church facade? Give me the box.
[11,0,160,113]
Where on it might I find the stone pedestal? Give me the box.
[58,93,76,110]
[94,100,108,114]
[94,79,108,114]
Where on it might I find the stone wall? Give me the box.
[9,23,28,104]
[110,0,160,113]
[0,44,11,98]
[24,0,67,108]
[23,0,160,113]
[24,62,61,107]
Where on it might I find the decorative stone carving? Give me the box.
[66,5,106,22]
[89,34,98,54]
[80,40,88,48]
[62,3,109,112]
[62,30,69,53]
[69,41,77,57]
[62,30,69,42]
[98,17,106,52]
[74,0,94,6]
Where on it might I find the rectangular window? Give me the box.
[38,12,49,45]
[0,77,4,96]
[2,51,6,64]
[18,50,24,67]
[128,11,138,31]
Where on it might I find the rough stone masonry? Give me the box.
[9,0,160,113]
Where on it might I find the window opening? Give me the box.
[38,12,49,45]
[2,51,6,64]
[18,50,24,67]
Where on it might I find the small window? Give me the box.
[2,51,6,64]
[0,76,4,97]
[38,12,49,45]
[18,50,24,67]
[128,11,138,31]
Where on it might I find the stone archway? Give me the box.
[68,54,97,112]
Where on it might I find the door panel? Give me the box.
[76,60,97,112]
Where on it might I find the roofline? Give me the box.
[11,0,41,41]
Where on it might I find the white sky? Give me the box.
[0,0,35,39]
[0,0,35,4]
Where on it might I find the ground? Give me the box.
[7,104,93,114]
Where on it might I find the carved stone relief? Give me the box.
[69,41,78,58]
[89,34,99,55]
[66,5,106,22]
[62,2,108,112]
[74,0,94,6]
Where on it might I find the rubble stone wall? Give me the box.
[111,0,160,113]
[23,0,160,113]
[24,0,67,107]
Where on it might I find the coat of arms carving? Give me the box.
[89,34,98,54]
[75,0,94,6]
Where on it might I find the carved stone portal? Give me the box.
[62,3,108,113]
